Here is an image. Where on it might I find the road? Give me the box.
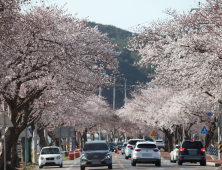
[39,152,220,170]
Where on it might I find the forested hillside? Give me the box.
[87,22,153,108]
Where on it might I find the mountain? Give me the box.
[87,22,153,108]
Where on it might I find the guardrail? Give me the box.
[206,146,218,156]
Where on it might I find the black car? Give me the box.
[116,142,124,151]
[80,141,112,170]
[109,143,116,152]
[178,140,206,166]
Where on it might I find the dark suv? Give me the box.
[80,141,112,170]
[109,143,116,152]
[178,140,206,166]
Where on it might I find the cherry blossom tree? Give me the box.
[0,2,119,169]
[126,0,222,149]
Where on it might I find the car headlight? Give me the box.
[105,154,111,159]
[56,156,60,160]
[40,156,44,160]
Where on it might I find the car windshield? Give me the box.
[182,141,203,149]
[83,143,108,151]
[137,144,156,148]
[128,140,144,145]
[117,142,123,145]
[109,143,116,146]
[41,148,60,154]
[156,141,163,143]
[123,143,127,147]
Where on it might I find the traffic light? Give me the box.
[218,141,222,153]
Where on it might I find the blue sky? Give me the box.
[45,0,206,31]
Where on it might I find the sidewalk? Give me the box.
[161,151,222,167]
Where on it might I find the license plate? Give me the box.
[92,159,101,164]
[142,153,152,157]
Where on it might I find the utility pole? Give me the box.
[99,67,102,140]
[124,80,127,142]
[2,102,6,170]
[124,80,126,106]
[113,75,115,110]
[218,104,221,159]
[112,75,115,142]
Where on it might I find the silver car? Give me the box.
[38,146,63,168]
[131,141,161,167]
[125,139,145,159]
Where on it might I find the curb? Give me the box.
[161,154,222,167]
[207,162,221,167]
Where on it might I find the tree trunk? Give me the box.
[163,129,174,152]
[83,128,87,144]
[37,128,46,151]
[11,142,19,168]
[21,138,25,162]
[205,121,217,149]
[0,124,28,169]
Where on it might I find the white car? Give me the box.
[125,139,145,159]
[131,141,161,167]
[155,139,165,149]
[170,145,180,163]
[38,146,63,168]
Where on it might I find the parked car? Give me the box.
[170,145,180,163]
[155,139,165,149]
[131,141,161,167]
[121,142,127,155]
[80,140,112,170]
[125,139,145,159]
[177,140,206,166]
[38,146,63,169]
[109,143,116,152]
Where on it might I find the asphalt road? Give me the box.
[38,152,220,170]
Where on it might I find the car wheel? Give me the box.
[178,160,182,165]
[131,160,136,166]
[80,166,85,170]
[125,155,128,159]
[39,165,43,169]
[170,156,173,163]
[60,163,63,168]
[155,160,161,166]
[108,164,112,169]
[200,160,206,166]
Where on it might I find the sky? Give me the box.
[42,0,207,32]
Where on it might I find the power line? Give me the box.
[125,6,201,31]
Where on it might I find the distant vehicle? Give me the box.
[116,142,124,151]
[80,140,112,170]
[121,142,127,155]
[170,145,180,163]
[145,138,154,142]
[155,139,165,149]
[109,143,116,152]
[131,141,161,167]
[125,139,145,159]
[177,140,206,166]
[38,146,63,169]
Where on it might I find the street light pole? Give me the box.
[218,104,221,159]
